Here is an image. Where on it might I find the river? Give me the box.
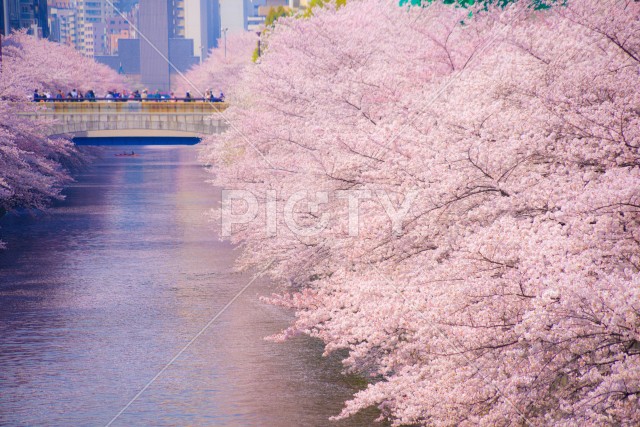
[0,145,380,427]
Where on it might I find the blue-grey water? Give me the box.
[0,145,376,427]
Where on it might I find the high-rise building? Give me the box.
[3,0,49,37]
[48,0,73,8]
[219,0,243,33]
[96,0,197,89]
[138,0,169,90]
[104,10,133,54]
[48,5,77,45]
[76,0,108,54]
[206,0,220,50]
[1,0,8,35]
[6,0,18,31]
[105,27,128,54]
[170,0,183,37]
[183,0,219,60]
[36,0,50,37]
[82,19,105,55]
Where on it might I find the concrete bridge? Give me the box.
[23,101,229,139]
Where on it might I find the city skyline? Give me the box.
[1,0,306,88]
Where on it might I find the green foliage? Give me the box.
[265,5,291,27]
[252,46,260,63]
[399,0,557,9]
[303,0,348,18]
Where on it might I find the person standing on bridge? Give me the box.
[210,90,224,103]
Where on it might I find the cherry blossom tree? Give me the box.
[0,31,121,242]
[177,31,258,98]
[2,30,121,97]
[201,0,640,425]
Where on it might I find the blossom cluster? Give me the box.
[176,31,258,98]
[201,0,640,424]
[0,31,121,231]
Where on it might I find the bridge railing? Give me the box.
[33,97,223,102]
[29,100,229,114]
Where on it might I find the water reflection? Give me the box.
[0,146,381,427]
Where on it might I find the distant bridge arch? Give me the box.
[23,101,229,139]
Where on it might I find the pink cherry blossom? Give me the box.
[0,31,121,235]
[201,0,640,424]
[177,31,258,98]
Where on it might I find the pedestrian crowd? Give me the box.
[32,88,225,102]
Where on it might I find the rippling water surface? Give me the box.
[0,145,379,427]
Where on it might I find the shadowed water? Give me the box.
[0,145,380,427]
